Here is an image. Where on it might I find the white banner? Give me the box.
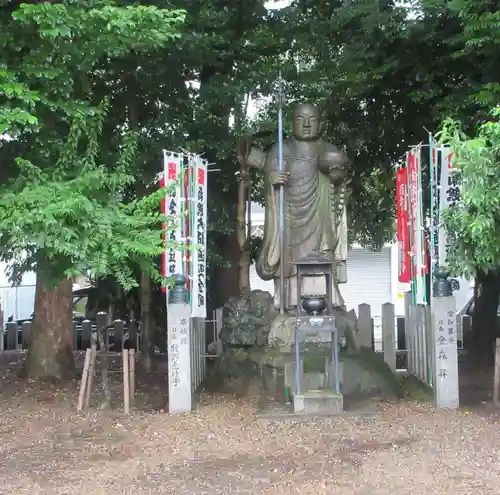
[408,146,426,305]
[438,146,458,267]
[191,156,207,318]
[414,146,426,305]
[163,151,183,284]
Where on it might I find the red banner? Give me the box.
[396,167,411,283]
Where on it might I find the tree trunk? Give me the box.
[24,278,74,381]
[140,270,155,373]
[470,270,500,365]
[236,169,251,295]
[210,232,240,309]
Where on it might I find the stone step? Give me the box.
[293,390,343,414]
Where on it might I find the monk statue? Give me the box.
[237,103,351,311]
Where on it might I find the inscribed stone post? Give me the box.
[168,303,192,413]
[382,303,396,371]
[358,303,372,348]
[432,296,459,408]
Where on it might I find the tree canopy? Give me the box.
[0,0,185,287]
[1,0,500,375]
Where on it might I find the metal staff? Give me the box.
[275,73,285,315]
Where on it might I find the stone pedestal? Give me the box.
[293,391,344,414]
[284,359,344,395]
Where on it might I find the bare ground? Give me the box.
[0,355,499,494]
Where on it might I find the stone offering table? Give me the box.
[291,314,343,414]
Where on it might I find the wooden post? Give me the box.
[77,348,92,412]
[494,338,500,407]
[129,349,135,407]
[114,319,124,352]
[382,303,396,372]
[357,303,372,349]
[128,319,137,350]
[72,321,78,351]
[123,349,130,415]
[84,344,97,408]
[22,321,31,350]
[81,320,92,350]
[5,322,17,351]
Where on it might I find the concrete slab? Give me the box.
[293,390,343,414]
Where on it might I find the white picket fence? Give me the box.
[190,308,223,393]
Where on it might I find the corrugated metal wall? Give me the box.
[340,247,392,317]
[249,264,274,294]
[249,247,392,316]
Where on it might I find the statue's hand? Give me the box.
[269,171,290,187]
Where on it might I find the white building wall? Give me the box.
[0,262,36,321]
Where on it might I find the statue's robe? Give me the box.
[248,139,348,310]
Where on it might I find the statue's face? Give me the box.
[292,104,320,141]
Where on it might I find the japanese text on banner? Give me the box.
[408,148,426,304]
[163,152,183,289]
[396,167,411,283]
[438,146,458,266]
[191,157,207,318]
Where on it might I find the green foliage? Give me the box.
[3,0,500,294]
[0,0,186,289]
[0,108,173,290]
[436,108,500,277]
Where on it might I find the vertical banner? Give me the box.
[161,150,209,318]
[182,155,193,296]
[160,175,167,293]
[396,167,411,283]
[407,147,426,305]
[429,135,440,279]
[438,145,457,267]
[163,151,183,291]
[191,156,207,318]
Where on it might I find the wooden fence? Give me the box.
[1,308,224,358]
[1,315,138,353]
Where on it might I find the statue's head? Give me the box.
[291,103,320,141]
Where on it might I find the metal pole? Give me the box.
[276,72,285,315]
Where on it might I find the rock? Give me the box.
[333,308,361,352]
[267,314,296,348]
[218,290,277,347]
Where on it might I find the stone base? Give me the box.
[293,390,343,414]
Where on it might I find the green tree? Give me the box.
[0,0,185,380]
[437,109,500,361]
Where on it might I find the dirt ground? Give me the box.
[0,354,500,495]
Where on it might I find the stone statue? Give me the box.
[238,103,351,311]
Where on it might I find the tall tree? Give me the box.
[0,0,185,380]
[438,110,500,362]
